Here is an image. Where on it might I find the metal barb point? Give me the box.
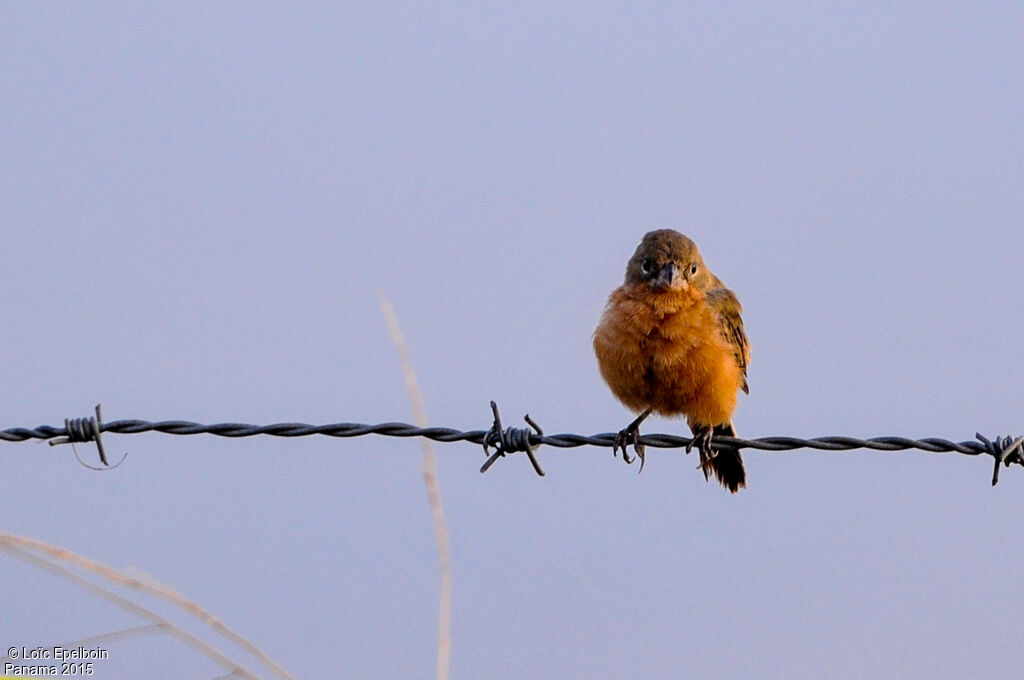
[48,404,126,470]
[480,401,545,476]
[975,433,1023,487]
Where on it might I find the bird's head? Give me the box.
[625,229,712,291]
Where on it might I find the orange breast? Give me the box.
[593,285,742,427]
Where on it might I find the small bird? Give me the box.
[593,229,750,492]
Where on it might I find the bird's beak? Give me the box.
[655,262,683,289]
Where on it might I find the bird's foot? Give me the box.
[613,410,652,473]
[613,425,645,471]
[688,427,716,471]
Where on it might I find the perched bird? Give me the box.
[593,229,750,492]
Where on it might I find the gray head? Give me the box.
[624,229,713,291]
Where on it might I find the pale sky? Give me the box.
[2,3,1022,679]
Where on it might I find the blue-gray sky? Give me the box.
[2,2,1022,678]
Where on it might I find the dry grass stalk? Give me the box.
[379,293,452,680]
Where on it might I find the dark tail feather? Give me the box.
[699,421,746,493]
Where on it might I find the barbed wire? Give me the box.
[2,402,1021,486]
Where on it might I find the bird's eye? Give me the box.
[641,257,654,274]
[689,264,699,276]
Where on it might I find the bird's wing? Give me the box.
[706,287,750,394]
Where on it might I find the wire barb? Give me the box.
[976,433,1024,486]
[48,404,111,468]
[480,401,545,476]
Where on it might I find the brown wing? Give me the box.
[705,287,750,394]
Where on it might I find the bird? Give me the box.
[593,229,750,492]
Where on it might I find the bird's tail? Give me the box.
[699,421,746,493]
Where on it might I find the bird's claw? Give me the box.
[689,428,716,471]
[613,426,646,473]
[686,427,714,453]
[612,430,633,463]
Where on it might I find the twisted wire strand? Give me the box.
[0,419,1015,455]
[3,407,1021,485]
